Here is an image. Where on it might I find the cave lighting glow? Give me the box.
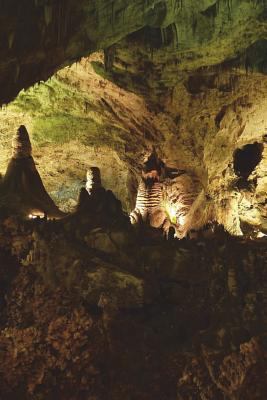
[28,213,45,219]
[29,214,38,219]
[165,203,177,224]
[257,231,267,238]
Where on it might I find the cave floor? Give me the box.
[0,213,266,399]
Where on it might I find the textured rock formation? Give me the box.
[11,125,32,158]
[0,51,266,234]
[0,2,266,400]
[0,125,65,218]
[0,213,266,399]
[163,173,202,238]
[0,0,265,107]
[130,150,169,231]
[76,167,127,225]
[130,180,165,226]
[86,167,102,195]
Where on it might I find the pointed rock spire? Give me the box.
[12,125,32,158]
[1,125,65,218]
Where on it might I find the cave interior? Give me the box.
[0,1,266,399]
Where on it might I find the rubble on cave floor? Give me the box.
[0,203,266,399]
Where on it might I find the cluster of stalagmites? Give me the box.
[0,126,127,224]
[0,127,202,239]
[1,126,266,243]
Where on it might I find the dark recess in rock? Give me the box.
[184,74,216,94]
[201,3,218,19]
[233,142,264,179]
[215,105,228,128]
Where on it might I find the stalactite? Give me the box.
[216,0,220,13]
[172,23,178,48]
[226,0,233,20]
[14,65,20,83]
[8,32,15,50]
[160,28,166,46]
[228,267,238,297]
[173,0,182,12]
[57,3,62,44]
[44,4,53,27]
[111,1,114,29]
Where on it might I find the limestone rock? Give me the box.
[12,125,32,159]
[0,126,65,219]
[85,167,102,195]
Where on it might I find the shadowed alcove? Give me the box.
[233,142,264,179]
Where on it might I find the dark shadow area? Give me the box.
[233,142,263,179]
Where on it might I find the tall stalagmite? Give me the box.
[0,125,65,218]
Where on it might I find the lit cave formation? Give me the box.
[0,1,266,399]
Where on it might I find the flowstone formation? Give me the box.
[130,150,168,231]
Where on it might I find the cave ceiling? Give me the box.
[0,0,266,233]
[1,0,266,104]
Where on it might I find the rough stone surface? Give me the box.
[0,208,266,399]
[0,54,266,233]
[0,126,65,218]
[0,2,266,399]
[0,1,265,105]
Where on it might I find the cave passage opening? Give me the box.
[233,142,264,179]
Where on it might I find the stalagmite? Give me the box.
[8,32,15,50]
[77,166,125,223]
[0,125,65,218]
[44,5,53,27]
[86,167,102,195]
[12,125,32,158]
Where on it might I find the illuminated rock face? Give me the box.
[0,1,266,233]
[0,58,266,235]
[163,173,202,238]
[130,179,167,229]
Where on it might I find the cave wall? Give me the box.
[0,0,266,230]
[0,52,266,232]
